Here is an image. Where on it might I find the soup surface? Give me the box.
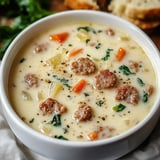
[9,22,156,141]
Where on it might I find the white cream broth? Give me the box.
[9,22,157,141]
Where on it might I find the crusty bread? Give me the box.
[109,0,160,20]
[108,0,160,30]
[64,0,108,11]
[64,0,100,10]
[124,0,160,20]
[124,16,160,30]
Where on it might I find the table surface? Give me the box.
[149,27,160,51]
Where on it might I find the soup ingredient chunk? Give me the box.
[68,48,83,57]
[145,84,154,96]
[49,32,69,43]
[116,85,139,105]
[71,57,97,75]
[116,47,126,61]
[24,73,39,88]
[95,69,117,89]
[39,98,67,115]
[129,60,139,72]
[34,43,48,53]
[74,103,93,122]
[88,126,116,141]
[72,79,87,93]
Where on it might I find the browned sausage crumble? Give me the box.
[24,73,39,88]
[116,85,139,105]
[71,57,97,75]
[74,103,93,122]
[95,69,117,89]
[39,98,67,115]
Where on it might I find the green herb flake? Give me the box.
[77,26,96,34]
[97,30,102,33]
[53,75,71,88]
[86,39,90,44]
[29,118,34,123]
[113,103,126,112]
[137,77,145,86]
[101,48,113,61]
[96,100,104,107]
[95,43,101,49]
[19,58,26,63]
[54,135,68,140]
[51,114,61,127]
[84,92,90,97]
[142,91,148,103]
[119,65,135,76]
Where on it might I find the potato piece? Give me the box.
[49,81,63,97]
[77,29,91,42]
[46,54,62,69]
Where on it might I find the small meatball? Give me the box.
[39,98,67,115]
[106,28,115,36]
[129,60,139,72]
[116,85,139,105]
[34,43,48,53]
[74,103,93,122]
[24,73,39,88]
[95,69,117,89]
[71,57,97,75]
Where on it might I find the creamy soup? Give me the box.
[9,22,156,141]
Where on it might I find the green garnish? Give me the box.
[54,135,68,140]
[95,43,101,49]
[113,103,126,112]
[101,48,113,61]
[51,114,61,127]
[119,65,135,75]
[29,118,34,123]
[52,75,71,88]
[77,26,96,34]
[0,0,53,59]
[84,92,90,97]
[96,100,104,107]
[19,57,26,63]
[142,91,148,103]
[85,39,90,44]
[137,77,145,86]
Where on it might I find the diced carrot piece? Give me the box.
[68,48,83,57]
[72,79,87,93]
[49,32,69,43]
[116,47,126,61]
[88,131,98,141]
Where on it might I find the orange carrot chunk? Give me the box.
[116,47,126,61]
[49,32,69,43]
[88,131,98,141]
[72,79,87,93]
[68,48,83,57]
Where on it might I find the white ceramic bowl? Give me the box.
[1,10,160,160]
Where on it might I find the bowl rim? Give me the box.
[1,10,160,147]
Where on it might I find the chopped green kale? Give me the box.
[51,114,61,127]
[54,135,68,140]
[119,65,135,76]
[113,103,126,112]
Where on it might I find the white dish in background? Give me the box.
[0,10,160,160]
